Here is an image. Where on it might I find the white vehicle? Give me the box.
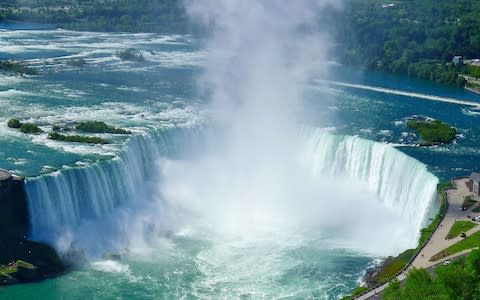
[475,216,480,222]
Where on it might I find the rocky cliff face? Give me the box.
[0,175,64,286]
[0,176,29,240]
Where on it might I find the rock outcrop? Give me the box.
[0,171,64,286]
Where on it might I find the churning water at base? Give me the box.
[21,127,438,299]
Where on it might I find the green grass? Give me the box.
[418,184,449,246]
[75,121,131,134]
[15,260,35,270]
[341,286,369,300]
[437,181,454,192]
[407,120,456,145]
[0,260,36,277]
[377,249,417,284]
[0,264,17,277]
[431,230,480,261]
[446,221,478,239]
[48,132,108,144]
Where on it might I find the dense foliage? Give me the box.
[7,119,43,133]
[407,120,456,145]
[19,123,43,134]
[2,1,480,86]
[48,132,107,144]
[76,121,131,134]
[384,250,480,300]
[334,0,480,86]
[7,119,21,129]
[0,0,186,33]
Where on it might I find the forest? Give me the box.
[334,0,480,86]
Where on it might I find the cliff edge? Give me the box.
[0,170,64,286]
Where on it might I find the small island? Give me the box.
[407,119,457,146]
[8,119,43,134]
[76,121,131,134]
[48,132,107,145]
[7,119,131,145]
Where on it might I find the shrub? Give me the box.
[407,120,456,145]
[20,123,43,134]
[76,121,131,134]
[7,119,22,128]
[48,132,107,144]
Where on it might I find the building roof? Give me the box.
[471,172,480,183]
[0,169,11,181]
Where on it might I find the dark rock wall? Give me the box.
[0,177,29,241]
[0,176,64,284]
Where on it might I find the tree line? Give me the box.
[2,0,480,86]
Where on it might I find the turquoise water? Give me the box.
[0,24,479,299]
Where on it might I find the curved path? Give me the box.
[354,178,479,300]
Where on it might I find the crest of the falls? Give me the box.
[301,128,438,237]
[25,127,438,255]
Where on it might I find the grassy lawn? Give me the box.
[377,249,416,283]
[446,220,478,239]
[340,286,369,300]
[431,230,480,261]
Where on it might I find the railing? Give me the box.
[351,179,455,299]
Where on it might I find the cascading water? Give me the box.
[24,129,198,251]
[302,128,438,237]
[25,127,438,256]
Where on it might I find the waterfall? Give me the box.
[25,128,195,245]
[300,127,438,236]
[25,127,438,251]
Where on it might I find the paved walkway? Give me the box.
[354,178,480,300]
